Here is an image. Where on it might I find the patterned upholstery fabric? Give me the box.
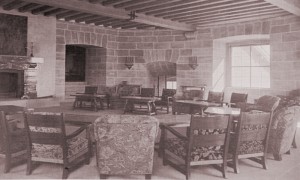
[207,91,224,103]
[268,105,300,157]
[31,137,88,162]
[165,129,225,162]
[94,115,159,175]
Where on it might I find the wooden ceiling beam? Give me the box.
[171,4,275,21]
[112,21,136,28]
[102,0,129,6]
[21,0,195,31]
[85,16,108,24]
[185,9,286,24]
[75,15,96,23]
[0,0,14,6]
[56,11,80,19]
[64,13,91,21]
[196,13,289,27]
[194,12,289,25]
[44,8,66,16]
[264,0,300,16]
[2,0,26,10]
[31,5,55,15]
[154,0,262,17]
[98,19,121,26]
[145,0,230,15]
[125,0,178,11]
[93,17,116,25]
[18,3,42,12]
[114,0,153,8]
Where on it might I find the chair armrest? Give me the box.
[161,124,188,141]
[66,125,88,140]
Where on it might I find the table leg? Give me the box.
[73,98,78,110]
[147,101,157,116]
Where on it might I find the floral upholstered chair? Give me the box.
[94,115,159,179]
[161,115,232,180]
[0,111,27,173]
[229,111,272,174]
[24,112,91,179]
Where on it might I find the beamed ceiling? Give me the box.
[0,0,299,31]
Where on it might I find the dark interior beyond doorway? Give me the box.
[0,69,24,98]
[65,45,86,82]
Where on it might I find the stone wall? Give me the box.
[56,15,300,101]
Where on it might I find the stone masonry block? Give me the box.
[154,43,170,49]
[262,21,271,34]
[245,23,253,35]
[107,42,118,49]
[291,23,300,31]
[78,32,85,44]
[56,44,65,53]
[56,29,65,36]
[130,50,144,57]
[282,32,300,42]
[157,36,174,42]
[137,43,153,49]
[180,49,192,56]
[143,36,157,42]
[171,42,184,48]
[56,36,65,44]
[71,31,78,44]
[116,36,128,42]
[65,30,72,44]
[81,26,94,33]
[115,50,129,56]
[270,25,290,34]
[84,32,91,44]
[135,31,153,36]
[56,21,67,29]
[118,42,136,49]
[91,33,97,45]
[119,31,135,36]
[68,24,81,31]
[154,30,172,36]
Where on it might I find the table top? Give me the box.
[121,96,161,101]
[204,106,241,115]
[71,93,106,98]
[0,105,27,114]
[175,100,221,107]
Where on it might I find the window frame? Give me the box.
[226,40,270,89]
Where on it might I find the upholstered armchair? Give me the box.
[236,95,280,113]
[226,92,248,107]
[24,112,91,179]
[0,111,27,173]
[268,97,300,160]
[94,115,159,179]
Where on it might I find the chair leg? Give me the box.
[285,150,291,155]
[26,159,32,175]
[222,162,227,178]
[233,156,239,174]
[273,153,282,161]
[62,167,69,179]
[292,129,297,148]
[100,174,108,179]
[145,174,151,179]
[4,155,11,173]
[261,156,267,170]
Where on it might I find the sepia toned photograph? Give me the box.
[0,0,299,179]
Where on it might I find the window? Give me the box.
[230,45,270,88]
[166,81,177,89]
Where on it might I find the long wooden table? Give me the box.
[121,96,161,115]
[173,100,222,115]
[204,106,241,116]
[71,93,107,111]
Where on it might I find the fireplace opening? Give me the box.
[0,69,24,99]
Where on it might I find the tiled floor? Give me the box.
[0,103,299,179]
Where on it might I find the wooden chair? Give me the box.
[161,115,232,180]
[228,93,248,107]
[140,88,155,97]
[24,112,91,179]
[0,111,27,173]
[155,89,176,114]
[229,111,272,173]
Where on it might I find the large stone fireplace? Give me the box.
[0,55,38,99]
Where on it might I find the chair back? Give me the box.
[84,86,98,94]
[24,112,66,146]
[188,115,231,161]
[0,111,10,154]
[234,111,271,155]
[256,95,281,112]
[140,88,155,97]
[207,91,224,103]
[94,114,159,175]
[161,89,176,101]
[230,93,248,104]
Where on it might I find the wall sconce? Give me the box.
[189,56,198,70]
[125,57,134,69]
